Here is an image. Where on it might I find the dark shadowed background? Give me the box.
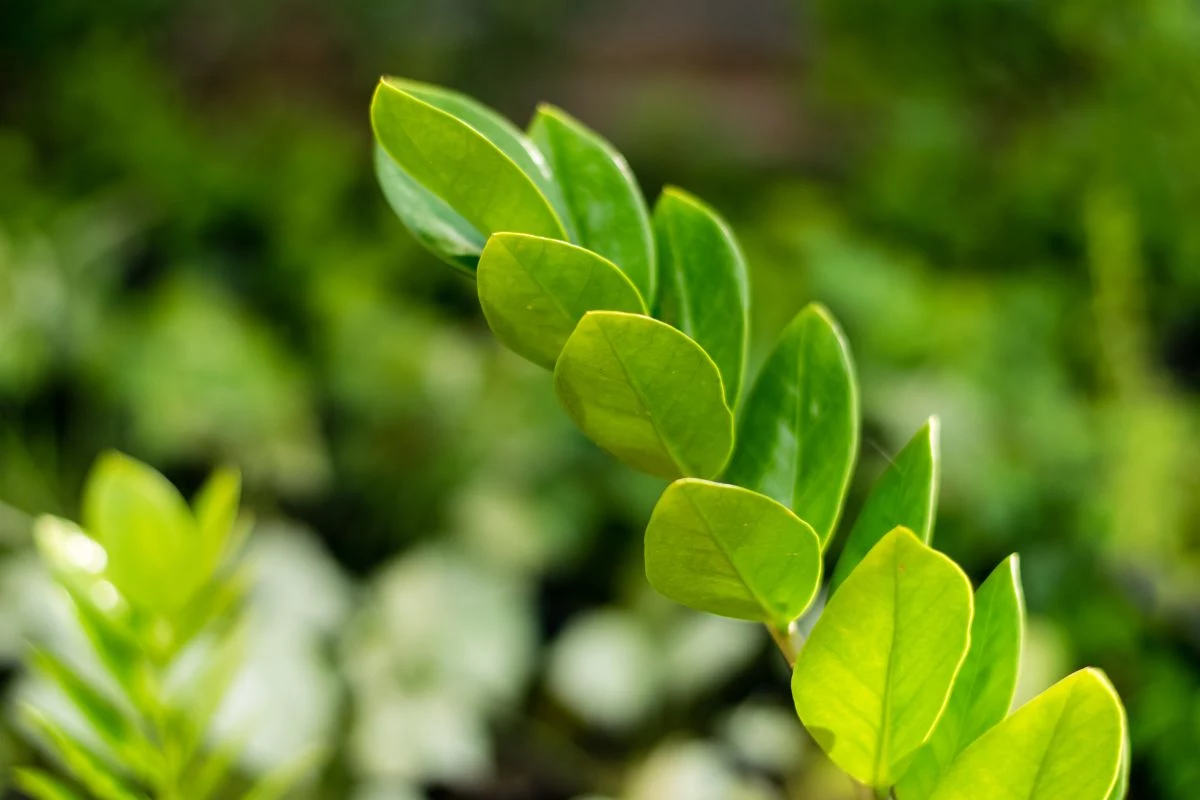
[1,0,1198,798]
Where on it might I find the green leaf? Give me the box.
[528,105,656,302]
[897,555,1025,799]
[29,649,157,784]
[21,705,147,800]
[653,187,749,406]
[374,143,485,274]
[477,233,647,368]
[828,418,940,595]
[241,747,324,800]
[927,669,1127,800]
[724,304,859,545]
[791,527,973,789]
[83,452,204,613]
[371,78,568,247]
[644,479,821,625]
[1106,721,1130,800]
[553,311,734,480]
[57,581,146,709]
[12,768,84,800]
[192,465,241,582]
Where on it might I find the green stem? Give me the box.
[767,620,798,667]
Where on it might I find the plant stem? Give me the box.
[767,621,797,667]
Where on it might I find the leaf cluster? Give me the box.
[372,77,1130,799]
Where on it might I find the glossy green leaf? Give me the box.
[829,417,940,595]
[897,555,1025,799]
[83,452,202,613]
[477,233,647,368]
[554,311,734,480]
[371,78,568,246]
[927,669,1126,800]
[653,187,749,406]
[644,479,822,625]
[528,105,656,302]
[792,527,973,788]
[1106,722,1130,800]
[395,78,575,237]
[12,768,84,800]
[724,303,859,545]
[374,143,485,274]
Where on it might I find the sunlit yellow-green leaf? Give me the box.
[371,78,568,246]
[554,311,734,479]
[927,669,1126,800]
[898,555,1025,798]
[477,233,646,368]
[644,479,821,625]
[792,527,973,789]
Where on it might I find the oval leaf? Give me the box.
[529,105,656,302]
[477,233,647,368]
[653,187,749,406]
[374,143,485,274]
[927,669,1126,800]
[724,303,859,545]
[898,555,1026,799]
[554,311,734,480]
[82,452,200,612]
[829,417,940,595]
[371,78,568,243]
[792,527,973,789]
[644,479,822,626]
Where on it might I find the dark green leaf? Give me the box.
[724,303,859,545]
[653,187,749,406]
[528,105,656,302]
[477,233,646,368]
[829,417,940,595]
[554,311,734,479]
[644,479,821,625]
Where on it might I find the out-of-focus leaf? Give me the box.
[186,736,244,800]
[927,669,1126,800]
[791,527,973,789]
[898,555,1025,798]
[29,648,156,784]
[82,451,202,613]
[21,705,147,800]
[528,105,656,301]
[829,418,940,595]
[374,144,485,274]
[241,747,324,800]
[653,187,749,406]
[477,233,646,368]
[644,479,821,625]
[724,303,859,545]
[192,465,241,582]
[371,78,567,249]
[554,311,734,479]
[58,581,145,708]
[171,568,249,655]
[12,768,84,800]
[176,622,248,762]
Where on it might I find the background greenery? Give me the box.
[1,0,1197,797]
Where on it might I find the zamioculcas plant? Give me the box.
[370,77,1130,800]
[14,453,309,800]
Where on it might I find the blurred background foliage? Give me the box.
[0,0,1198,797]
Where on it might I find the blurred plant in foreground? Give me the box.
[13,452,314,799]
